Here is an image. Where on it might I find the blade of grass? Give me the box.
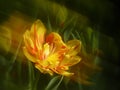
[52,76,64,90]
[45,75,63,90]
[27,61,35,90]
[6,39,22,80]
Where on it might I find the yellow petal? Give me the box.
[60,40,81,66]
[66,40,81,56]
[43,43,50,59]
[52,68,74,76]
[35,63,54,75]
[61,56,81,66]
[59,71,74,76]
[23,30,34,49]
[23,47,37,62]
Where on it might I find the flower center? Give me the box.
[38,43,56,60]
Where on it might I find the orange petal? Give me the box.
[30,20,46,50]
[46,32,67,51]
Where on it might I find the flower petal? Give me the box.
[30,20,46,50]
[60,40,81,66]
[52,68,74,76]
[23,47,37,62]
[46,32,68,62]
[35,63,54,75]
[66,40,81,56]
[43,43,50,59]
[61,56,81,66]
[46,32,67,51]
[23,30,34,49]
[58,71,74,76]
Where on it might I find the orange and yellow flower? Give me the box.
[23,20,81,76]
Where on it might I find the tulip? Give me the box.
[23,20,81,76]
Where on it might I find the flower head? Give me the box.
[23,20,81,76]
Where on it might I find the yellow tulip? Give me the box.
[23,20,81,76]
